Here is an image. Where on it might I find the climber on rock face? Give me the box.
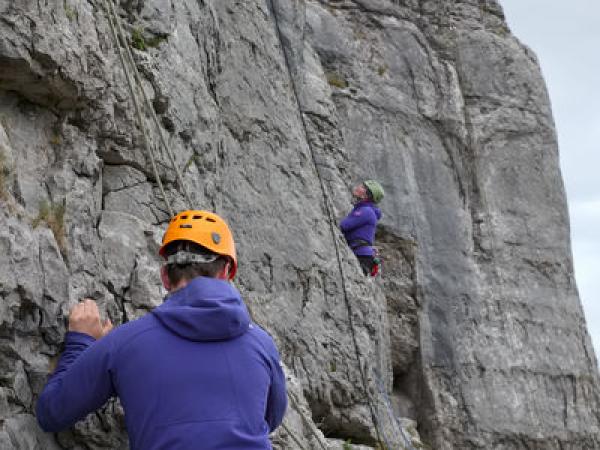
[36,210,287,450]
[340,180,384,276]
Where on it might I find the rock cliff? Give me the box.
[0,0,598,449]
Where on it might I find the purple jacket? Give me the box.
[36,277,287,450]
[340,201,382,257]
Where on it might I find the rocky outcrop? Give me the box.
[0,0,598,449]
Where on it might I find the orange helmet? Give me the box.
[159,210,237,279]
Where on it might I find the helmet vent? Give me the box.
[192,215,202,219]
[180,224,192,229]
[181,215,188,220]
[206,217,216,223]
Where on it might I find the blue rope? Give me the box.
[373,369,417,450]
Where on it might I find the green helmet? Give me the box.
[363,180,384,203]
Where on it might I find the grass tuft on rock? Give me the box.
[131,28,168,51]
[65,4,77,21]
[131,28,147,51]
[33,200,67,254]
[49,133,62,145]
[326,72,348,89]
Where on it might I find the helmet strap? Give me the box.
[165,251,219,266]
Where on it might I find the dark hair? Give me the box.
[363,183,374,201]
[163,240,228,285]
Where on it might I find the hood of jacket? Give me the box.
[355,200,382,220]
[152,276,250,341]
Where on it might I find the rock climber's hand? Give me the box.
[68,299,113,340]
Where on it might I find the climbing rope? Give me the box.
[109,5,192,207]
[268,1,386,447]
[102,0,173,217]
[287,391,329,450]
[321,191,390,449]
[105,0,401,446]
[102,0,192,216]
[277,394,329,450]
[373,407,395,450]
[280,422,308,450]
[246,303,329,450]
[374,370,417,450]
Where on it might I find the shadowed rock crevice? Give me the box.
[306,392,375,446]
[375,225,424,436]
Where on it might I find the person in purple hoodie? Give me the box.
[36,210,287,450]
[340,180,384,276]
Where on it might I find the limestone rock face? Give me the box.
[0,0,598,449]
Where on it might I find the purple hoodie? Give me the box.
[36,277,287,449]
[340,200,382,257]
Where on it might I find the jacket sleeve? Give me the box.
[340,207,375,233]
[36,331,116,432]
[265,345,287,432]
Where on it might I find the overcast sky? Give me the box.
[500,1,600,357]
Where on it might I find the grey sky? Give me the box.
[500,1,600,356]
